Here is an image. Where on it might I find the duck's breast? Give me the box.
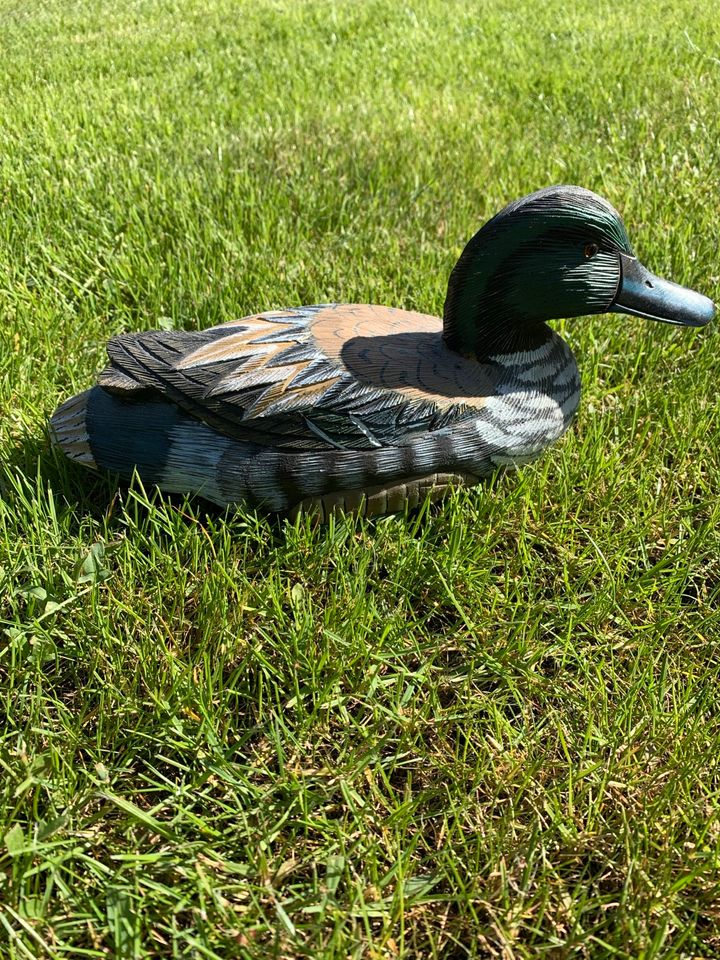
[477,334,581,467]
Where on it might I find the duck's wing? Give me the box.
[98,305,483,452]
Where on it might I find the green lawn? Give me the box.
[1,0,720,956]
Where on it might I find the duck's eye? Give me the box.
[584,242,599,259]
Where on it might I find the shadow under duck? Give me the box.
[51,186,715,518]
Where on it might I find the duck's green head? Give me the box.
[443,185,715,357]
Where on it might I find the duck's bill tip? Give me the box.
[612,253,715,328]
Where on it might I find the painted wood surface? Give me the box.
[51,184,712,515]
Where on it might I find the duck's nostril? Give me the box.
[645,280,654,288]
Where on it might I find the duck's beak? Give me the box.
[612,253,715,327]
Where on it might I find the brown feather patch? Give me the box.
[310,305,498,409]
[177,321,297,369]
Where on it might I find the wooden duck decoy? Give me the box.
[51,186,715,518]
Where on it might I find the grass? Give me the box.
[1,0,720,956]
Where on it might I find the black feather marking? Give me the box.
[85,386,178,482]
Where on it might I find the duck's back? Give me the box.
[51,304,580,515]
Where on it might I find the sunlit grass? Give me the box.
[1,1,719,957]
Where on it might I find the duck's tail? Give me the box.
[49,390,97,469]
[50,386,248,506]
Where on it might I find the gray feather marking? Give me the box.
[250,327,304,344]
[304,417,349,449]
[266,342,320,367]
[287,359,341,389]
[97,366,143,392]
[258,311,305,324]
[206,366,289,397]
[347,415,383,449]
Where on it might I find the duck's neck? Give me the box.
[441,230,550,359]
[443,303,552,359]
